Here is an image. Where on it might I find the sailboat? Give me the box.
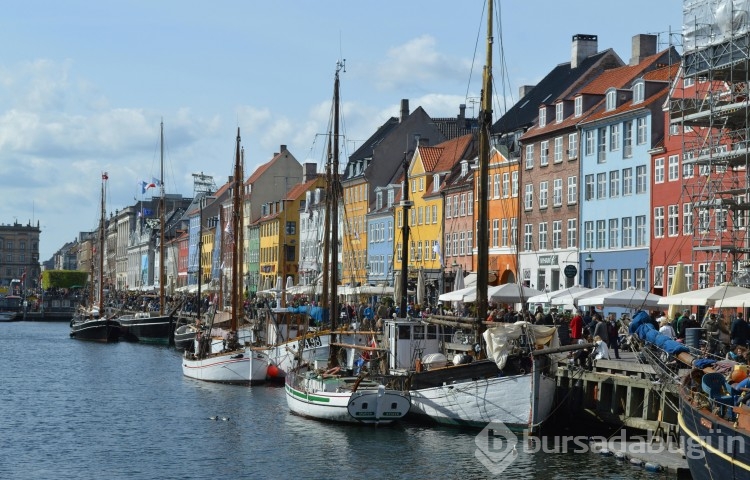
[181,128,268,385]
[118,121,178,345]
[70,173,121,342]
[374,0,561,432]
[284,61,411,424]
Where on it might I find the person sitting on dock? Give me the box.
[593,335,610,360]
[658,317,676,339]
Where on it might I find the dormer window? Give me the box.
[460,161,468,177]
[376,191,383,210]
[605,88,617,111]
[633,80,645,104]
[433,173,440,192]
[574,96,582,117]
[555,103,563,123]
[387,189,394,207]
[539,107,547,127]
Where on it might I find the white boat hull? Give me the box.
[408,372,557,431]
[182,348,267,385]
[285,372,410,424]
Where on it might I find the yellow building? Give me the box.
[341,180,369,286]
[201,225,215,287]
[258,175,325,289]
[395,134,475,301]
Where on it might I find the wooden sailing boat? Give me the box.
[118,121,179,345]
[284,61,410,424]
[181,128,268,385]
[376,0,561,432]
[69,172,121,342]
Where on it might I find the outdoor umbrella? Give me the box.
[657,284,750,307]
[438,285,476,302]
[578,287,662,308]
[487,283,543,304]
[416,268,425,306]
[527,286,590,304]
[667,262,688,320]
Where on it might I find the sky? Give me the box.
[0,0,685,261]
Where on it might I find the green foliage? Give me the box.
[41,270,89,289]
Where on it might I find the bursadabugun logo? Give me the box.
[475,420,519,475]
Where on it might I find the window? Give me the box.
[539,222,548,250]
[540,140,549,166]
[459,233,465,255]
[633,81,644,104]
[596,270,605,288]
[502,173,509,198]
[376,191,383,209]
[552,220,562,249]
[445,196,452,218]
[585,174,594,201]
[623,168,633,196]
[610,123,620,151]
[556,102,564,122]
[668,205,679,236]
[539,181,548,208]
[622,269,632,289]
[567,176,578,204]
[654,157,665,183]
[419,177,424,191]
[635,215,647,246]
[597,173,606,199]
[636,117,647,144]
[553,178,563,206]
[524,184,533,210]
[609,170,620,197]
[668,155,679,181]
[432,205,438,223]
[554,136,563,163]
[501,218,509,247]
[567,219,577,248]
[460,194,466,216]
[525,145,534,169]
[285,221,296,235]
[654,207,665,237]
[539,107,547,127]
[511,171,518,197]
[511,218,517,247]
[699,208,710,232]
[584,221,594,250]
[433,174,440,192]
[683,154,694,178]
[524,224,533,251]
[597,127,607,162]
[574,96,582,117]
[623,121,633,158]
[635,268,646,290]
[492,219,499,247]
[568,132,578,159]
[635,165,647,194]
[605,89,617,111]
[596,220,606,248]
[684,77,695,87]
[609,218,619,248]
[493,174,501,198]
[608,269,618,289]
[653,266,664,288]
[445,234,451,257]
[585,130,595,156]
[683,202,693,235]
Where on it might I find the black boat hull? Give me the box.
[679,389,750,479]
[70,318,121,342]
[118,315,175,345]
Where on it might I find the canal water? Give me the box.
[1,321,675,479]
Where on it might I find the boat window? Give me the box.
[427,325,437,339]
[414,325,425,340]
[398,325,411,340]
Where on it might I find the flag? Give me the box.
[140,179,156,194]
[142,208,153,217]
[102,172,109,180]
[433,241,444,268]
[21,268,26,284]
[151,177,162,187]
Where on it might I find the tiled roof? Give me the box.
[284,175,322,200]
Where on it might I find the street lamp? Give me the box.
[584,253,594,288]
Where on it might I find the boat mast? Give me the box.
[159,120,166,315]
[328,60,343,367]
[399,153,411,317]
[98,172,107,313]
[475,0,493,343]
[321,134,331,316]
[231,128,243,332]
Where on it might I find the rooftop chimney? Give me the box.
[571,34,598,69]
[518,85,535,98]
[303,162,317,182]
[400,99,410,123]
[458,104,466,122]
[630,34,657,65]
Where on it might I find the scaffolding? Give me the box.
[672,0,750,286]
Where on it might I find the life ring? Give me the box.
[323,366,341,376]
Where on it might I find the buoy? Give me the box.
[208,416,218,420]
[614,451,626,461]
[599,448,613,456]
[629,457,643,466]
[644,462,663,472]
[267,364,280,378]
